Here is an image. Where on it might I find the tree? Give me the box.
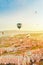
[6,63,11,65]
[2,32,4,35]
[17,23,22,30]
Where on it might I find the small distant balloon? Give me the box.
[17,23,22,30]
[35,11,37,14]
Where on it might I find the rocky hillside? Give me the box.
[0,33,43,65]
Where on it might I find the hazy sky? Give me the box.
[0,0,43,31]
